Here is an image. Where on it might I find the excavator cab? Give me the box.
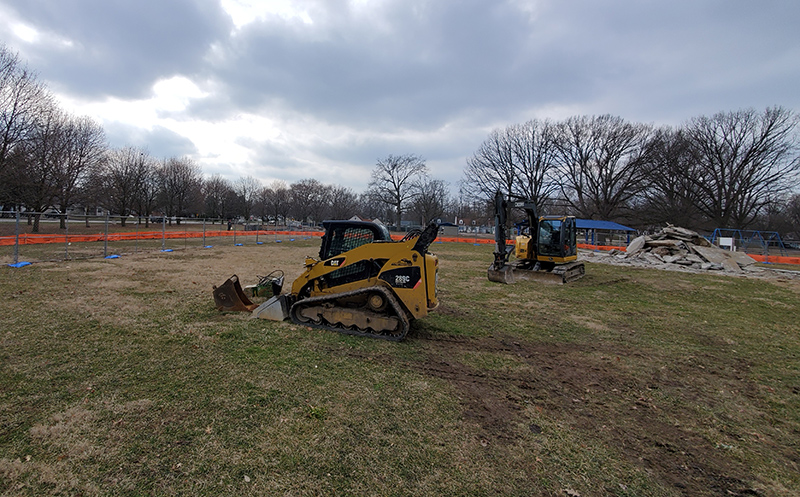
[536,216,578,261]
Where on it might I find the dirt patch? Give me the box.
[380,332,768,496]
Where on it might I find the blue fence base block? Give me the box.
[235,243,243,246]
[105,254,120,259]
[257,242,263,245]
[276,240,282,243]
[203,245,213,248]
[290,238,295,242]
[161,249,173,252]
[8,261,32,268]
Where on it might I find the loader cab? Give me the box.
[536,216,577,262]
[319,220,391,260]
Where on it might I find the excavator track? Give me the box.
[550,261,586,283]
[290,286,411,341]
[488,261,585,284]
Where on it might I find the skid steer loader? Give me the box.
[213,220,440,341]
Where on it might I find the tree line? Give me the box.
[464,110,800,235]
[3,44,799,236]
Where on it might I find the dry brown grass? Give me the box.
[1,240,799,496]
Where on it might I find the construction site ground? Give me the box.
[1,240,798,496]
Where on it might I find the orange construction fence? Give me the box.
[0,230,322,246]
[4,230,799,265]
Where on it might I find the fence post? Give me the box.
[103,213,109,257]
[65,213,69,260]
[202,218,206,246]
[161,216,166,251]
[14,209,20,264]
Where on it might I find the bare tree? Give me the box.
[410,178,449,225]
[157,156,202,224]
[464,129,515,202]
[1,44,52,178]
[52,115,106,228]
[203,174,235,221]
[327,185,359,220]
[553,115,653,221]
[98,147,148,226]
[683,107,800,228]
[262,179,290,226]
[786,194,800,238]
[463,120,559,215]
[510,120,559,213]
[289,178,329,225]
[233,175,262,221]
[368,154,428,227]
[637,127,700,227]
[357,191,393,223]
[132,151,158,226]
[13,105,68,231]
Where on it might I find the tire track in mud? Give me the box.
[331,332,766,496]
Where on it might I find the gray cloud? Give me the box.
[104,122,198,158]
[3,0,231,99]
[2,0,799,192]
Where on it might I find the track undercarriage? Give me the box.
[488,260,585,284]
[289,286,411,341]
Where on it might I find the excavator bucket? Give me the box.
[487,265,516,284]
[213,275,258,312]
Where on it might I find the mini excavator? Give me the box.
[213,220,440,341]
[488,191,584,284]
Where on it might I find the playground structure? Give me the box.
[709,229,791,257]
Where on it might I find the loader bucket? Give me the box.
[252,294,290,321]
[213,275,257,312]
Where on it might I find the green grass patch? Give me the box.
[1,242,798,496]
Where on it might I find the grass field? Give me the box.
[1,241,798,496]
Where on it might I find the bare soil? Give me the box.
[394,333,764,496]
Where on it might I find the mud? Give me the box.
[397,332,766,496]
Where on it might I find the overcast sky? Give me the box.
[1,0,798,193]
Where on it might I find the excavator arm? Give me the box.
[491,191,539,271]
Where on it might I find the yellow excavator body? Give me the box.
[489,192,585,284]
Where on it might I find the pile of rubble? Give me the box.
[587,225,760,275]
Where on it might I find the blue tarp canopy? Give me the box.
[576,219,636,232]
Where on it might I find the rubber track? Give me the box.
[290,286,411,341]
[553,262,586,283]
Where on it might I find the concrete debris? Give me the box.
[622,224,756,273]
[583,224,786,277]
